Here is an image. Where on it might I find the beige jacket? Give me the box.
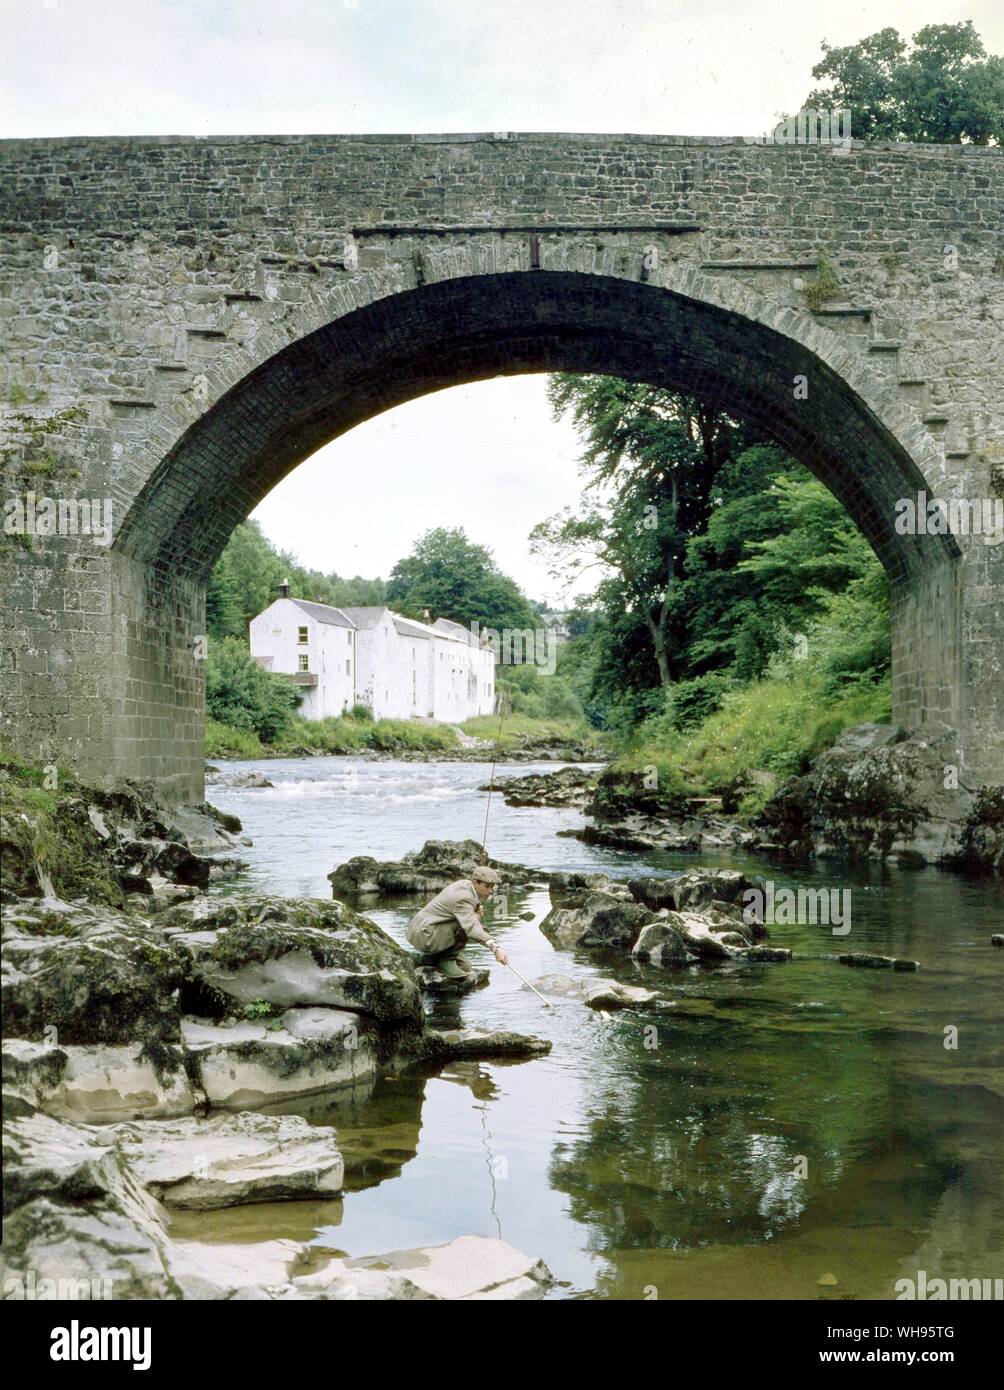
[406,878,493,955]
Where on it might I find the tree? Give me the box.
[207,519,388,640]
[802,21,1003,145]
[387,527,536,634]
[532,377,747,692]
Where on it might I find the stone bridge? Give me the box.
[1,133,1002,802]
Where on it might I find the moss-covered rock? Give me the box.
[172,896,424,1026]
[2,901,186,1045]
[329,839,542,898]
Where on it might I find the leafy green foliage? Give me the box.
[802,21,1003,145]
[535,376,749,693]
[207,520,387,639]
[387,526,536,633]
[206,637,300,743]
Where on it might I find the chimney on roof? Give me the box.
[423,608,431,623]
[277,578,290,599]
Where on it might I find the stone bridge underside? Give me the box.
[0,133,1001,801]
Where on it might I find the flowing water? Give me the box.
[177,755,1004,1299]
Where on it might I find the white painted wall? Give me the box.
[249,601,494,723]
[248,598,354,719]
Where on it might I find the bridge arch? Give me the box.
[117,263,957,587]
[1,133,999,798]
[103,262,965,799]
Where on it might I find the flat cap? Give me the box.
[471,865,501,885]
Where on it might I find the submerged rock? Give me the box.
[412,1028,552,1061]
[532,973,659,1010]
[329,839,542,898]
[830,952,920,972]
[291,1235,552,1301]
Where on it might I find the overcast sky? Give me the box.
[5,0,1000,604]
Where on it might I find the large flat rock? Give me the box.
[113,1112,344,1208]
[3,1039,196,1123]
[180,1016,377,1109]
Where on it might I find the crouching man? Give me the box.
[406,865,510,979]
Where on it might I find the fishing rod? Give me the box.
[479,694,508,865]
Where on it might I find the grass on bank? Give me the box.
[206,713,460,760]
[609,670,892,817]
[460,712,604,753]
[206,709,604,760]
[0,756,126,905]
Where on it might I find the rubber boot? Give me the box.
[439,957,468,979]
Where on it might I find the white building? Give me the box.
[248,596,356,720]
[249,593,495,723]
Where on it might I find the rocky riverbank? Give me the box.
[1,770,555,1301]
[754,724,1004,875]
[495,724,1004,877]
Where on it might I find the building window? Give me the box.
[298,654,309,671]
[346,631,352,645]
[345,660,351,675]
[298,626,309,645]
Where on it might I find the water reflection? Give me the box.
[202,756,1004,1298]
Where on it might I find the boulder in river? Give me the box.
[481,767,598,809]
[541,870,769,961]
[631,921,693,967]
[329,839,543,898]
[173,895,424,1027]
[540,890,655,950]
[756,724,1004,875]
[414,963,490,996]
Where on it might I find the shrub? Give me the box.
[206,638,299,744]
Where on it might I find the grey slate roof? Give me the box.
[338,606,388,629]
[289,598,355,629]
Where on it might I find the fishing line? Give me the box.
[480,696,508,863]
[478,1099,503,1239]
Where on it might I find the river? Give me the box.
[176,755,1004,1299]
